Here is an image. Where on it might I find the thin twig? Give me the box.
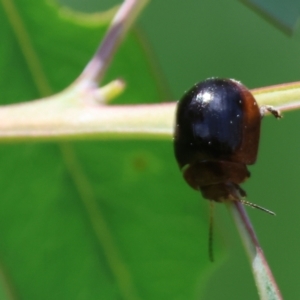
[0,100,175,142]
[253,80,300,112]
[1,0,300,142]
[78,0,148,85]
[0,76,299,142]
[229,202,283,300]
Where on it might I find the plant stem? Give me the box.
[229,201,283,300]
[0,91,175,142]
[0,78,300,142]
[1,0,300,142]
[78,0,149,85]
[253,80,300,112]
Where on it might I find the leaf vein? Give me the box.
[1,0,52,97]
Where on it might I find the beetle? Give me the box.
[174,78,281,260]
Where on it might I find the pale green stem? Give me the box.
[253,81,300,112]
[229,202,283,300]
[0,79,300,142]
[0,85,175,142]
[1,0,300,142]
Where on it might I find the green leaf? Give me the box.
[0,1,214,299]
[240,0,300,34]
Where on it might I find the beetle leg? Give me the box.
[260,105,282,119]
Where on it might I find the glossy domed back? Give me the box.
[174,78,261,168]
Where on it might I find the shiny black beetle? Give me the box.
[174,78,281,260]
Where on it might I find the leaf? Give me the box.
[240,0,300,34]
[0,1,214,299]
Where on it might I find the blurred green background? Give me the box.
[60,0,300,299]
[2,0,300,299]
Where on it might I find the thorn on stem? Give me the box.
[94,79,126,104]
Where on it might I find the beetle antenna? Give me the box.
[209,200,214,262]
[239,199,276,216]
